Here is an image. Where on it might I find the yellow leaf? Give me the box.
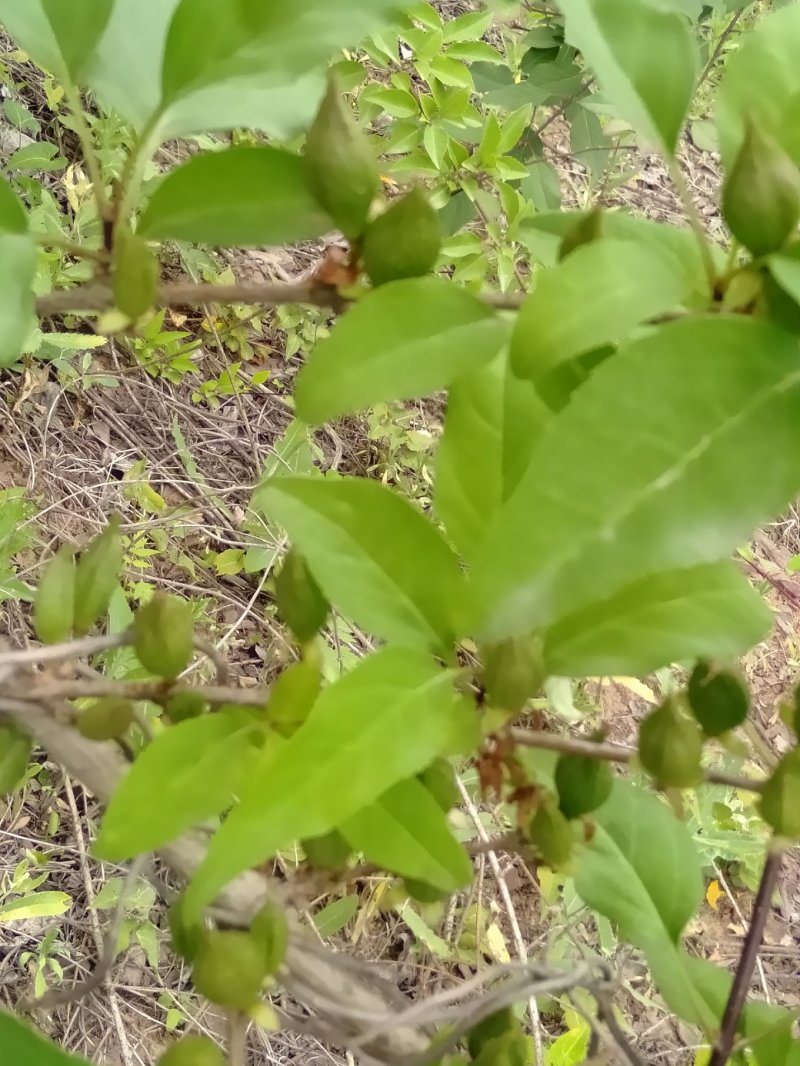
[608,676,657,703]
[482,921,511,963]
[706,879,724,910]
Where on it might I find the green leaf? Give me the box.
[519,161,562,213]
[717,3,800,168]
[574,781,703,944]
[566,101,609,185]
[510,238,689,385]
[0,235,36,368]
[544,562,772,677]
[0,1011,91,1066]
[518,210,715,301]
[159,0,399,105]
[138,147,329,247]
[341,777,472,891]
[0,178,27,235]
[295,278,508,425]
[435,350,550,562]
[259,477,463,652]
[313,895,359,937]
[95,712,258,861]
[0,891,71,920]
[41,0,113,79]
[0,722,33,794]
[470,316,800,640]
[558,0,697,155]
[0,0,111,82]
[182,647,471,919]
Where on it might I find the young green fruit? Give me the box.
[74,516,122,634]
[192,930,267,1009]
[113,226,158,320]
[302,829,351,871]
[0,722,33,795]
[418,757,459,812]
[554,752,613,819]
[250,900,289,975]
[168,896,205,962]
[165,691,208,723]
[274,549,329,644]
[758,748,800,838]
[481,636,544,714]
[77,698,134,741]
[638,698,703,788]
[304,74,380,240]
[134,593,194,679]
[528,796,573,869]
[467,1007,516,1059]
[722,121,800,258]
[157,1035,224,1066]
[687,661,749,736]
[34,544,76,645]
[362,186,441,287]
[268,655,321,737]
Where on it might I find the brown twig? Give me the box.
[0,630,131,668]
[10,677,269,708]
[509,728,764,793]
[708,845,783,1066]
[35,277,527,318]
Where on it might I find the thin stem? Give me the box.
[509,728,764,793]
[36,278,526,317]
[64,83,108,223]
[668,159,718,296]
[698,7,745,88]
[0,630,131,668]
[708,845,783,1066]
[192,636,230,686]
[33,232,109,263]
[115,115,162,230]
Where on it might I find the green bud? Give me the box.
[157,1035,224,1066]
[168,895,205,963]
[638,698,703,788]
[418,757,459,812]
[164,691,208,723]
[74,516,123,634]
[304,74,380,240]
[558,208,603,260]
[0,722,33,795]
[555,751,613,819]
[528,796,573,869]
[274,549,329,644]
[302,829,351,871]
[481,635,544,714]
[134,593,194,679]
[77,698,134,741]
[362,186,441,287]
[267,652,322,738]
[192,930,266,1010]
[722,121,800,257]
[250,899,289,975]
[687,661,749,737]
[113,226,158,320]
[759,748,800,838]
[34,544,76,645]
